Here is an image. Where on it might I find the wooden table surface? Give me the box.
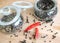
[0,0,60,43]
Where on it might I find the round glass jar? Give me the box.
[34,0,57,22]
[0,6,23,33]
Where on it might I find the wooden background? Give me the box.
[0,0,60,43]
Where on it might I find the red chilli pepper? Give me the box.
[35,28,39,39]
[24,22,41,32]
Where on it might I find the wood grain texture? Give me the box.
[0,0,60,43]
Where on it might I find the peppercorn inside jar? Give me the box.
[34,0,57,22]
[0,6,23,33]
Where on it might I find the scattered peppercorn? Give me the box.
[9,41,11,43]
[51,31,53,33]
[41,28,43,30]
[25,36,27,39]
[44,40,46,42]
[26,16,29,23]
[33,19,36,23]
[20,40,26,43]
[49,40,51,42]
[13,34,18,37]
[54,32,58,35]
[50,21,54,26]
[29,37,32,40]
[19,30,21,32]
[52,35,56,39]
[45,26,47,27]
[10,35,13,37]
[41,34,48,38]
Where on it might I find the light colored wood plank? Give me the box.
[0,0,60,43]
